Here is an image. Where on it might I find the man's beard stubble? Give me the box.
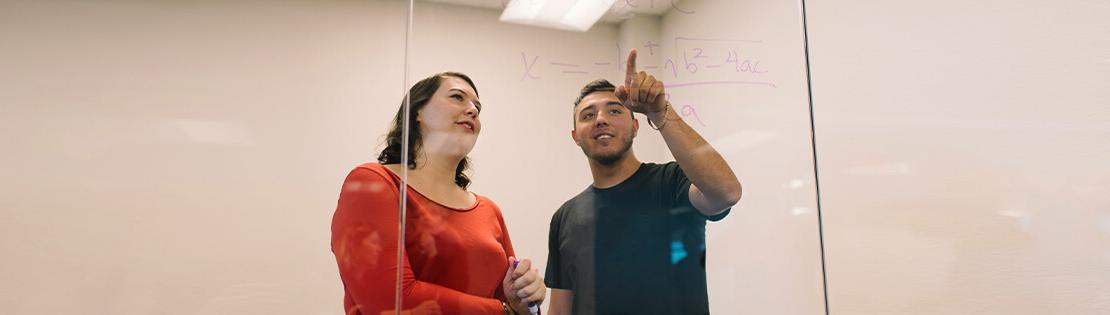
[582,136,634,166]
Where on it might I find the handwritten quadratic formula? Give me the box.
[520,36,775,89]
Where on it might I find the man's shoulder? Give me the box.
[551,186,594,221]
[639,161,680,174]
[558,187,594,211]
[631,161,684,186]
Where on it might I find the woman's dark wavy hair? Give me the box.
[378,72,478,189]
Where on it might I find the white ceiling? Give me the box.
[420,0,673,23]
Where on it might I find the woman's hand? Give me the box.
[502,257,546,314]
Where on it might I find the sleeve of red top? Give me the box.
[331,166,504,314]
[491,202,517,303]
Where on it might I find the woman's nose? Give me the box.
[465,103,479,118]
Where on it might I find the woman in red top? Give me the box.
[332,72,546,315]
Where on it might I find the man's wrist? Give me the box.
[646,102,673,131]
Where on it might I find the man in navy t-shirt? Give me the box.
[545,49,742,314]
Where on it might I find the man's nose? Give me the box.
[594,113,610,127]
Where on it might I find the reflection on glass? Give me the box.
[396,0,824,314]
[332,72,544,315]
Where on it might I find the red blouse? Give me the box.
[332,163,515,315]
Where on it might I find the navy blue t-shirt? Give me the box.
[545,162,729,315]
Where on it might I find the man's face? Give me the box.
[571,91,637,165]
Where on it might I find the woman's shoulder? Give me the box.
[471,193,504,212]
[345,162,399,186]
[353,162,385,171]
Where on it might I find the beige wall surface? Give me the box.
[1,0,408,314]
[808,0,1110,314]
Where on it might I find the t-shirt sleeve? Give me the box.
[331,166,504,314]
[662,162,730,222]
[544,208,567,289]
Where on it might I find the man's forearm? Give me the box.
[547,289,573,315]
[648,103,742,210]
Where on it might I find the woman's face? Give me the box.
[416,76,482,158]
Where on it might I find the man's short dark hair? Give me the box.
[574,79,616,107]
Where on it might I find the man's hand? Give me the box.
[614,48,668,118]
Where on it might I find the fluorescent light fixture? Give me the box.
[499,0,617,32]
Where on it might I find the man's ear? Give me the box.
[632,117,639,138]
[571,129,581,146]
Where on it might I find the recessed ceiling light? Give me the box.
[499,0,617,32]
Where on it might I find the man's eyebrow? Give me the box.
[578,103,597,113]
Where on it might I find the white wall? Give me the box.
[0,0,408,313]
[808,0,1110,314]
